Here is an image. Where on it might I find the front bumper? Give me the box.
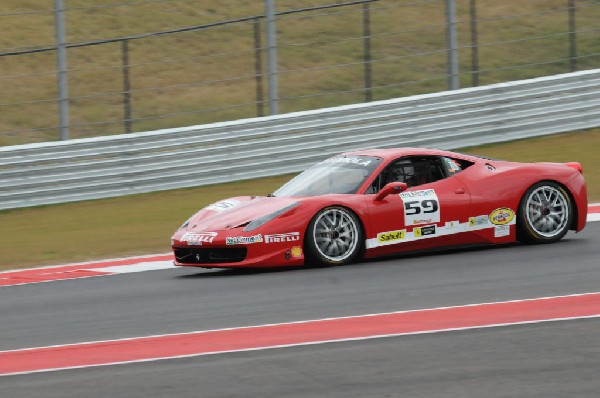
[174,246,248,264]
[171,227,306,268]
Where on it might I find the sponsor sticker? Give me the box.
[291,246,303,258]
[400,189,441,226]
[469,215,490,227]
[181,232,217,245]
[321,156,372,167]
[489,208,515,225]
[205,199,241,212]
[265,232,300,243]
[447,159,462,172]
[494,225,510,238]
[377,229,406,243]
[445,220,460,229]
[226,234,263,245]
[414,225,436,238]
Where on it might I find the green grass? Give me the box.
[1,128,598,271]
[1,0,599,145]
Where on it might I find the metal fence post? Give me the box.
[363,1,373,102]
[265,0,279,115]
[253,17,265,117]
[54,0,70,140]
[470,0,479,87]
[122,40,133,133]
[568,0,577,72]
[445,0,459,90]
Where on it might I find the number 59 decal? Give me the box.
[400,189,441,225]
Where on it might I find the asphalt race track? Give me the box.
[2,222,600,397]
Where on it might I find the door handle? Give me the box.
[455,188,466,194]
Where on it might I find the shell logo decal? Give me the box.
[291,246,303,258]
[489,208,515,225]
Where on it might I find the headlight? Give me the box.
[243,202,301,232]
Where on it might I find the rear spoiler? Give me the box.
[565,162,583,174]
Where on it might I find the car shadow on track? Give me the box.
[175,263,329,279]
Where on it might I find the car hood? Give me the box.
[182,196,300,232]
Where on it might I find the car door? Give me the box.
[364,156,472,255]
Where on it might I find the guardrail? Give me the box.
[1,69,599,211]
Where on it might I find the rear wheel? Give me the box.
[517,182,572,243]
[306,206,363,265]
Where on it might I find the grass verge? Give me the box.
[1,128,598,271]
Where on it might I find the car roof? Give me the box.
[341,147,469,160]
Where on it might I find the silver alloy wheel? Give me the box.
[312,208,359,262]
[525,185,569,238]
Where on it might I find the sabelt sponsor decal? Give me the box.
[377,229,406,243]
[226,234,263,245]
[265,232,300,243]
[489,208,515,225]
[181,232,217,245]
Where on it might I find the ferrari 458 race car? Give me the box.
[171,148,587,268]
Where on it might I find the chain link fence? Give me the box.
[1,0,599,145]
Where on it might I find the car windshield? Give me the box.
[272,155,382,197]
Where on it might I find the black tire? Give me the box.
[517,181,573,244]
[305,206,363,266]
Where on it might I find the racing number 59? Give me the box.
[404,199,439,215]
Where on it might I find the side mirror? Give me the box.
[374,182,407,201]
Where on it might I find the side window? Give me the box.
[367,156,448,193]
[441,157,473,175]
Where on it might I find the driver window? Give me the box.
[367,156,446,193]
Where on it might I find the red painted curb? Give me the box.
[0,254,173,287]
[1,292,599,376]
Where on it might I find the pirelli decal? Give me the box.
[181,232,218,245]
[265,232,300,243]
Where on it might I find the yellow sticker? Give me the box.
[291,246,303,258]
[377,230,406,243]
[489,208,515,225]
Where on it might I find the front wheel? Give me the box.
[305,206,363,265]
[517,182,573,244]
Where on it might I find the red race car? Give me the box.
[171,148,587,268]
